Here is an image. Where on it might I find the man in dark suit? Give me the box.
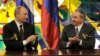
[60,9,95,49]
[2,6,38,50]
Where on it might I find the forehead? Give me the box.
[19,7,27,13]
[72,11,81,16]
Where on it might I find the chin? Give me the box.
[24,21,27,23]
[72,23,76,25]
[24,20,27,22]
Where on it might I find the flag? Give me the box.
[16,0,34,24]
[41,0,60,50]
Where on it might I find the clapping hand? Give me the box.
[68,36,80,44]
[26,35,38,44]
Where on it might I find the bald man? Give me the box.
[3,6,38,50]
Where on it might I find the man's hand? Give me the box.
[26,35,37,44]
[68,36,80,44]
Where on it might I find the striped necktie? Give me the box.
[75,27,79,36]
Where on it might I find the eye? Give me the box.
[24,13,28,15]
[72,16,77,19]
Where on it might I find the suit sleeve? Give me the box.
[3,25,24,50]
[30,25,38,51]
[81,26,95,49]
[60,26,68,49]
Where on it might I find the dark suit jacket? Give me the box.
[3,20,38,50]
[60,23,95,49]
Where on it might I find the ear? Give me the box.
[16,14,20,18]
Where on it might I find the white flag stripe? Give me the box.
[23,0,34,15]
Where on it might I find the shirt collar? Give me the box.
[15,19,24,31]
[15,19,23,27]
[75,23,83,28]
[75,23,84,32]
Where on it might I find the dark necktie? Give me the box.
[75,27,79,36]
[19,25,24,40]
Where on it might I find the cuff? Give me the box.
[23,40,27,45]
[79,40,82,46]
[66,42,71,47]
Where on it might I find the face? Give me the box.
[71,11,84,26]
[16,7,28,23]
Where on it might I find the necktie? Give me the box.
[75,27,79,36]
[19,25,24,40]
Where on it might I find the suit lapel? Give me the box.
[70,25,76,37]
[79,23,86,38]
[12,21,21,40]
